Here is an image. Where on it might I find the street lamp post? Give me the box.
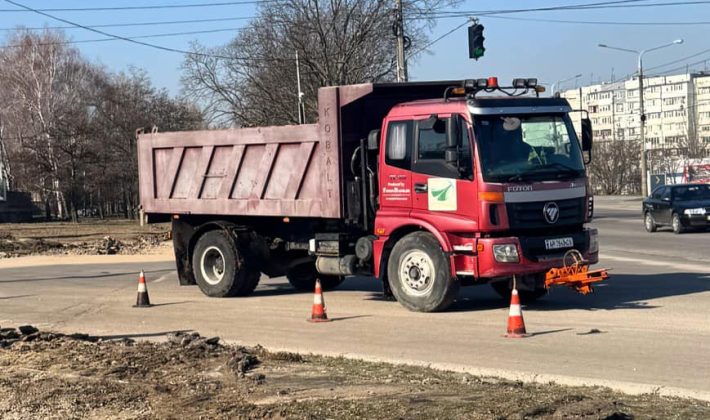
[598,39,683,196]
[551,73,582,96]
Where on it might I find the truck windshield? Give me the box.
[473,114,585,183]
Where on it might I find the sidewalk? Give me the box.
[0,245,174,269]
[593,195,643,211]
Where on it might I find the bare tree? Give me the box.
[182,0,458,126]
[0,30,204,220]
[589,140,641,195]
[0,30,95,218]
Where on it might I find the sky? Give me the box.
[1,0,710,96]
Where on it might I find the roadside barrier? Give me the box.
[505,288,528,338]
[308,279,330,323]
[133,270,153,308]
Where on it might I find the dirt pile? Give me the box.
[0,232,169,258]
[1,326,709,419]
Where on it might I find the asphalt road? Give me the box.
[1,199,708,400]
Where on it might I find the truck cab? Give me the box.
[371,79,597,311]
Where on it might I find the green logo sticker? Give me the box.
[427,178,457,211]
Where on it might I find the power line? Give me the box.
[408,20,469,58]
[645,49,710,72]
[0,27,250,49]
[0,16,255,31]
[0,1,273,13]
[3,0,289,61]
[479,14,710,26]
[425,0,710,19]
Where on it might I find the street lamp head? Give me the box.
[574,73,582,78]
[673,39,684,45]
[598,44,608,48]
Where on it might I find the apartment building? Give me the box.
[561,72,710,154]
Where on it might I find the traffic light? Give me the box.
[468,23,485,60]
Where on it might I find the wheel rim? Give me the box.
[645,214,653,230]
[200,246,226,285]
[399,250,435,296]
[673,215,679,231]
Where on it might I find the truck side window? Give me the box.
[413,116,467,179]
[417,118,448,160]
[385,120,412,170]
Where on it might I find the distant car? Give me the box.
[643,183,710,234]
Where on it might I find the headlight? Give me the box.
[683,208,706,215]
[493,244,519,263]
[589,230,599,254]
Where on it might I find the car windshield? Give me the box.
[473,114,585,183]
[672,184,710,201]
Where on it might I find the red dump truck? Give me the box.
[138,79,600,312]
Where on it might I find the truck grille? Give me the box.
[506,197,585,229]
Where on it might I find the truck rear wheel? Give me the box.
[286,262,344,291]
[387,231,458,312]
[490,282,547,304]
[192,230,260,297]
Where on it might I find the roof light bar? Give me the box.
[512,78,539,88]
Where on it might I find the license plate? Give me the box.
[545,237,574,250]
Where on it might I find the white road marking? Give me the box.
[153,274,171,284]
[600,253,710,274]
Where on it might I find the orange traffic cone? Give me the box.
[308,279,330,323]
[133,270,152,308]
[505,288,528,338]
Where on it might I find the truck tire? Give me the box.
[192,230,260,297]
[286,262,344,291]
[671,213,685,234]
[644,212,657,233]
[387,231,458,312]
[490,282,547,304]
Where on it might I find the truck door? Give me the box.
[379,119,413,209]
[410,114,477,221]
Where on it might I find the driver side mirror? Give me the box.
[581,118,593,164]
[445,149,458,165]
[446,115,462,166]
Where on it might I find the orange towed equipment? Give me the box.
[505,287,529,338]
[308,279,330,323]
[545,250,610,295]
[133,270,152,308]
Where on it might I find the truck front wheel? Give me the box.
[387,231,458,312]
[286,262,344,291]
[192,230,260,297]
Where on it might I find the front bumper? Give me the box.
[474,229,598,279]
[680,214,710,228]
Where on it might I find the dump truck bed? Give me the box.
[138,81,458,220]
[138,88,342,218]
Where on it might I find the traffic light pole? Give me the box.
[394,0,408,82]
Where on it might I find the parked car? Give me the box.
[643,183,710,234]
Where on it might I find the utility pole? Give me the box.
[295,51,305,124]
[598,39,683,196]
[394,0,407,82]
[637,56,647,196]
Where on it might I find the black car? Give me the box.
[643,183,710,234]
